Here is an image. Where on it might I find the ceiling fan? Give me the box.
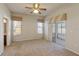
[25,3,46,14]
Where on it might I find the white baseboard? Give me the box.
[66,47,79,55]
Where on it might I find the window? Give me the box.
[58,23,62,34]
[61,21,66,34]
[37,22,43,34]
[57,21,66,40]
[57,21,66,34]
[13,21,21,35]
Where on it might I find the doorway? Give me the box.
[52,14,67,47]
[52,20,66,47]
[3,18,8,46]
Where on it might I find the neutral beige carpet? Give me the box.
[3,39,78,56]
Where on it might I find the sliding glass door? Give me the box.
[52,20,66,47]
[57,21,65,41]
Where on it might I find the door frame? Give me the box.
[3,17,8,46]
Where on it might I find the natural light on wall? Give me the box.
[3,19,7,23]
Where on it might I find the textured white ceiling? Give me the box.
[5,3,62,16]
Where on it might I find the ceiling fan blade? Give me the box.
[39,11,41,14]
[25,7,32,9]
[39,8,46,11]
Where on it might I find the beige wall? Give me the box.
[0,4,12,55]
[44,4,79,55]
[12,13,44,41]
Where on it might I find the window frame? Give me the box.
[37,21,43,34]
[13,20,22,36]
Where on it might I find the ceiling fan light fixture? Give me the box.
[33,9,39,14]
[25,3,46,14]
